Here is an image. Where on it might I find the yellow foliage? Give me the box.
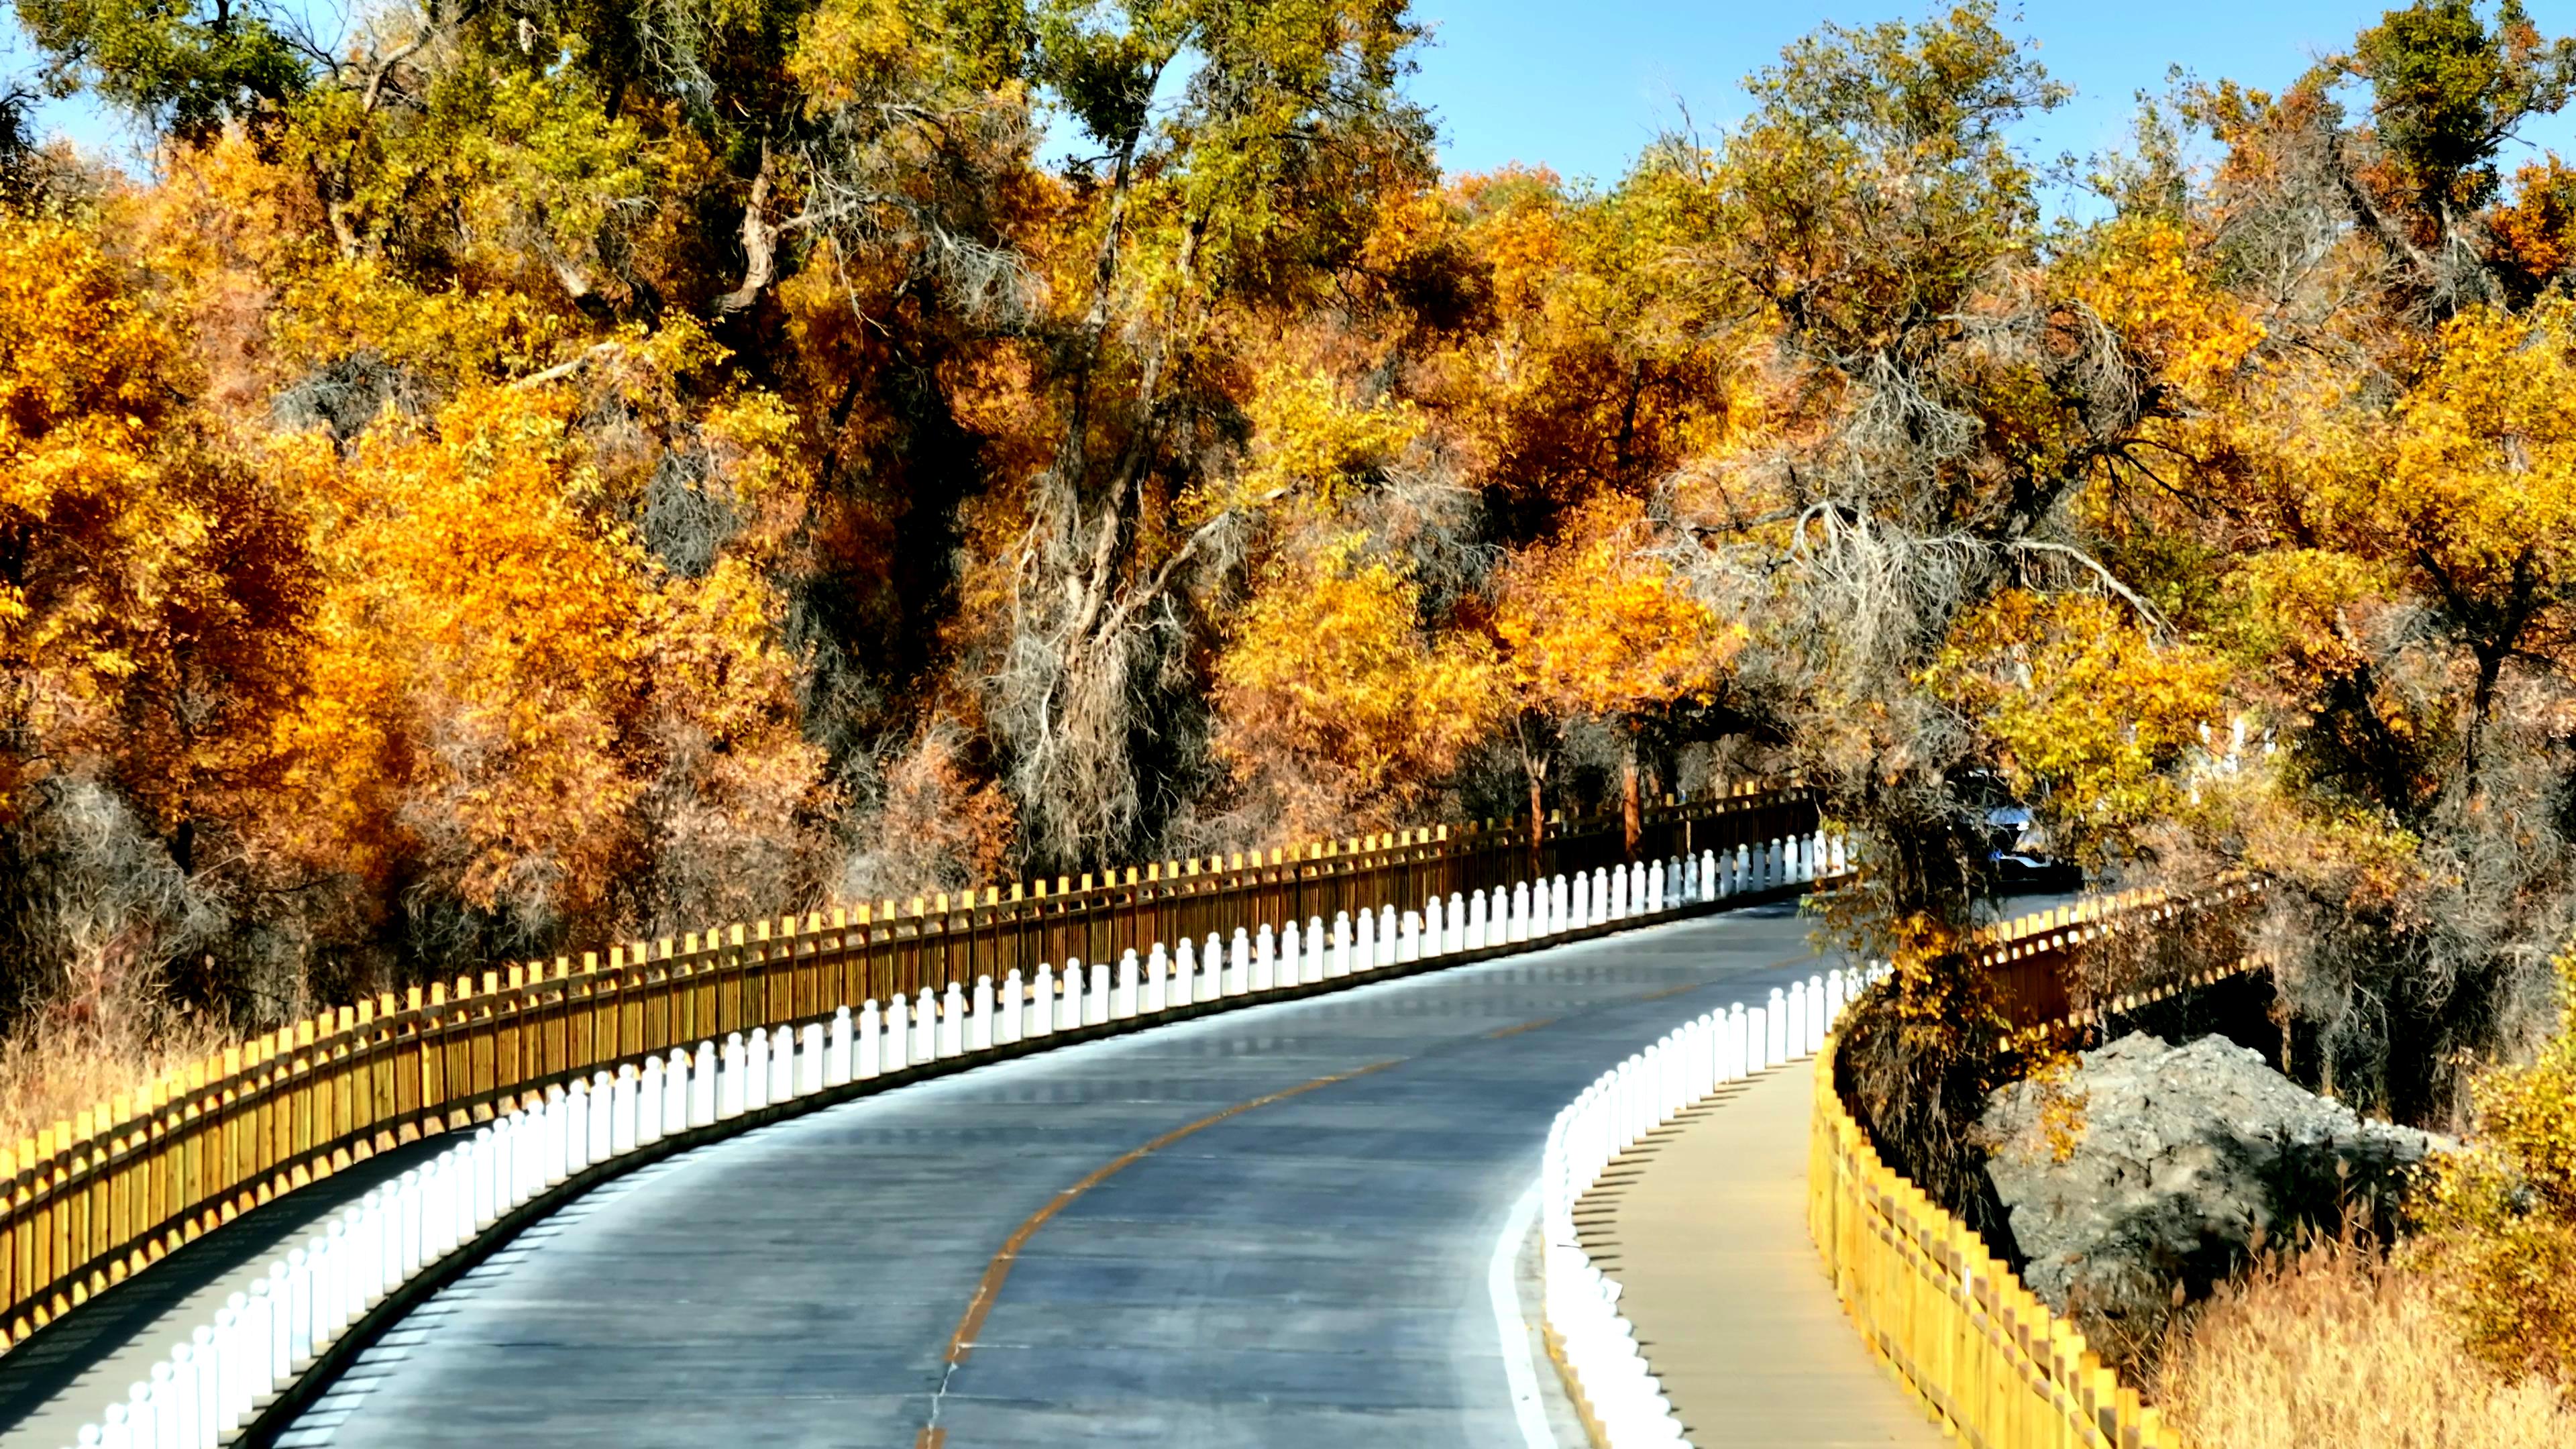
[274,378,824,928]
[1212,538,1496,835]
[273,255,585,391]
[1193,364,1424,522]
[2408,954,2576,1385]
[1929,592,2230,865]
[0,211,310,828]
[2057,214,2264,394]
[1493,494,1741,720]
[2215,549,2402,689]
[2357,301,2576,609]
[1422,167,1744,519]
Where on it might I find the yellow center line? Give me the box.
[916,1058,1401,1446]
[914,950,1829,1444]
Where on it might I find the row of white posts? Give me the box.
[1540,959,1893,1447]
[67,833,1846,1448]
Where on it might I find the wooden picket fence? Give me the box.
[0,784,1819,1350]
[1980,882,2264,1029]
[1809,1069,2180,1449]
[1809,886,2269,1449]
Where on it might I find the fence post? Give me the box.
[827,1008,854,1087]
[857,1000,885,1077]
[639,1055,665,1145]
[761,1034,790,1119]
[1030,965,1055,1035]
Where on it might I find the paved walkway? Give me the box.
[1575,1058,1944,1448]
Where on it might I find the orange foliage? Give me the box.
[273,371,826,945]
[0,211,311,835]
[1493,494,1741,722]
[1212,538,1497,839]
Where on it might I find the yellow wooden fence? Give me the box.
[1807,888,2269,1449]
[0,784,1815,1349]
[1809,1042,2182,1449]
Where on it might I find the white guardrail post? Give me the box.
[1536,951,1888,1448]
[55,830,1847,1446]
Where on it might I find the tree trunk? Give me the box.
[1620,720,1644,861]
[1515,714,1552,878]
[1527,769,1548,879]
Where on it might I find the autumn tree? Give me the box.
[0,209,311,1032]
[268,339,831,988]
[2343,0,2576,309]
[2070,3,2576,1121]
[1494,494,1743,860]
[1416,166,1739,544]
[12,0,307,137]
[1212,539,1495,841]
[1657,1,2223,1199]
[979,0,1436,872]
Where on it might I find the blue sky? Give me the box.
[1402,1,2576,189]
[15,1,2576,188]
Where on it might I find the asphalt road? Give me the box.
[274,904,1845,1449]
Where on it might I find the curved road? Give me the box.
[277,906,1839,1449]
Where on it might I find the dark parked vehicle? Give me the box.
[1981,803,2083,892]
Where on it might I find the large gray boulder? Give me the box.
[1978,1032,2439,1366]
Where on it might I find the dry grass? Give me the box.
[2157,1240,2576,1449]
[0,979,230,1148]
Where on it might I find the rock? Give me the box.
[1978,1032,2440,1366]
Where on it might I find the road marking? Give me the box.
[1489,1181,1562,1449]
[910,947,1827,1444]
[915,1057,1401,1446]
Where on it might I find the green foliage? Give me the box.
[13,0,309,136]
[2351,0,2576,217]
[1708,0,2065,362]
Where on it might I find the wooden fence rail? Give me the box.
[1978,881,2263,1028]
[1810,1067,2180,1449]
[1,785,1819,1349]
[1809,885,2267,1449]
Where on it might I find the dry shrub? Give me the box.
[0,776,236,1144]
[2156,1240,2576,1449]
[0,973,229,1148]
[2404,956,2576,1385]
[831,722,1018,901]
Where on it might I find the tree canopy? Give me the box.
[7,1,2576,1191]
